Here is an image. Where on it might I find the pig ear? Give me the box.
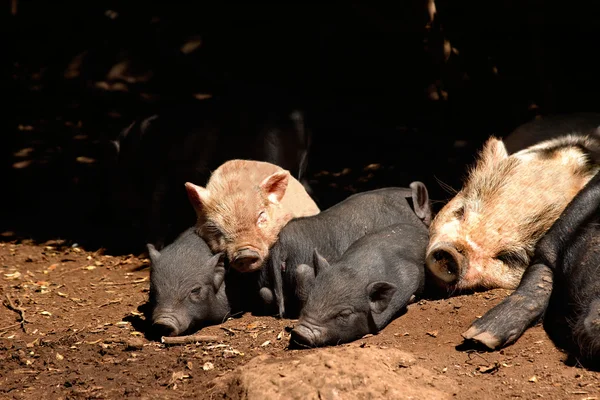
[185,182,210,212]
[312,249,330,276]
[480,136,508,165]
[260,171,290,204]
[146,244,160,262]
[367,281,397,314]
[210,253,226,292]
[409,181,432,226]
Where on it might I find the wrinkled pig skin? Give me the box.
[185,160,320,274]
[291,222,428,348]
[466,170,600,368]
[258,183,432,319]
[147,228,231,337]
[106,95,314,251]
[426,119,600,292]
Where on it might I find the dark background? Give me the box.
[3,1,600,253]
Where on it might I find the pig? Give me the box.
[105,94,314,251]
[290,222,428,347]
[425,116,600,292]
[147,228,231,337]
[185,159,320,273]
[463,170,600,366]
[258,183,432,319]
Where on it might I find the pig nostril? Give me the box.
[290,328,312,347]
[153,319,179,337]
[232,249,261,271]
[427,247,461,283]
[432,249,459,275]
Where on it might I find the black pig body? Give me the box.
[541,170,600,367]
[291,222,428,347]
[259,184,432,319]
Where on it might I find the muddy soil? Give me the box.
[1,237,599,400]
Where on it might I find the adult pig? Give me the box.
[463,170,600,363]
[147,228,231,337]
[290,222,428,347]
[425,114,600,292]
[185,159,320,273]
[106,94,314,251]
[259,183,432,319]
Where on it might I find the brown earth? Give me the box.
[1,239,599,400]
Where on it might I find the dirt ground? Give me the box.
[1,238,599,400]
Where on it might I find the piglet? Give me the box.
[147,228,230,337]
[185,159,320,273]
[260,183,431,319]
[290,222,428,347]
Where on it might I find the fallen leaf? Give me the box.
[529,376,538,383]
[277,331,283,340]
[260,340,271,347]
[57,292,68,297]
[477,363,500,374]
[426,330,438,338]
[56,353,64,361]
[202,362,214,371]
[84,266,96,270]
[246,321,260,330]
[40,311,52,316]
[4,271,21,280]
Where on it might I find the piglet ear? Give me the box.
[260,170,290,204]
[312,249,330,276]
[146,243,160,262]
[480,136,508,166]
[409,181,432,226]
[210,253,226,292]
[367,281,397,314]
[185,182,209,212]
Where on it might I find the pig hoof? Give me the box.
[259,287,274,304]
[461,327,502,350]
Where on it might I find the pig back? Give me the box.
[503,112,600,154]
[262,187,427,317]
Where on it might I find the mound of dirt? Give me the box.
[214,345,458,400]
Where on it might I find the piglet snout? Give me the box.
[425,242,465,285]
[290,323,321,347]
[153,315,180,337]
[231,248,261,272]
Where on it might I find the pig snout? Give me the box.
[426,242,466,285]
[231,248,262,272]
[290,322,323,347]
[152,314,182,337]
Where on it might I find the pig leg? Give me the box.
[259,287,275,305]
[462,262,553,349]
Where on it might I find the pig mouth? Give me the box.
[425,242,465,286]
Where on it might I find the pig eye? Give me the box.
[257,211,268,227]
[189,286,204,302]
[494,250,528,267]
[453,206,465,220]
[336,309,353,321]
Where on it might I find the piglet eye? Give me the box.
[337,309,352,320]
[257,211,268,227]
[454,206,465,220]
[189,286,204,302]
